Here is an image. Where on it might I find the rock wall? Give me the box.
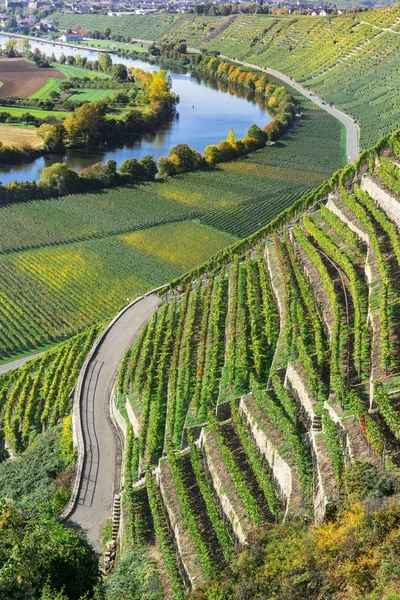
[156,461,205,589]
[360,175,400,228]
[239,393,304,521]
[198,428,253,545]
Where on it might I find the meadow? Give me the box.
[67,88,119,102]
[29,78,64,100]
[0,105,69,119]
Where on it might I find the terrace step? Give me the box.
[324,400,382,467]
[198,426,254,545]
[290,231,334,338]
[239,391,306,521]
[283,362,340,523]
[312,415,323,432]
[360,174,400,229]
[156,459,206,589]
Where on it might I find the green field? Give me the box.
[51,62,109,79]
[78,39,151,53]
[68,88,119,102]
[0,219,234,360]
[29,78,63,100]
[0,105,69,119]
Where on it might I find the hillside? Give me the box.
[54,5,400,148]
[109,130,400,597]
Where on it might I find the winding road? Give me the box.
[64,292,161,551]
[0,352,43,375]
[220,57,360,164]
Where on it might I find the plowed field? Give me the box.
[0,58,65,97]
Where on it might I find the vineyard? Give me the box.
[0,97,341,361]
[0,325,102,453]
[114,130,400,597]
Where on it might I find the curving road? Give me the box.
[65,292,161,551]
[0,352,43,375]
[220,56,360,164]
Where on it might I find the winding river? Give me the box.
[0,35,271,184]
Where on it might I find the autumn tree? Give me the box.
[36,124,64,151]
[63,101,107,145]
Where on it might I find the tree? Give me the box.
[204,144,222,165]
[168,143,205,173]
[98,53,112,72]
[138,154,157,181]
[80,159,117,186]
[247,124,266,143]
[157,156,176,178]
[118,158,146,183]
[4,37,18,57]
[36,124,64,151]
[0,499,99,600]
[63,101,107,144]
[111,63,128,82]
[39,162,81,195]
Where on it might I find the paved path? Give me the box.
[220,56,360,164]
[0,352,43,375]
[65,292,161,551]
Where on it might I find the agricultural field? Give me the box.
[0,105,69,119]
[77,39,151,53]
[52,11,180,40]
[113,133,400,598]
[0,58,65,97]
[51,62,109,79]
[0,217,235,360]
[0,124,43,148]
[67,88,119,102]
[29,77,64,100]
[120,221,237,271]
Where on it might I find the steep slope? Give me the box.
[114,129,400,596]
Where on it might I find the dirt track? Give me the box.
[0,58,65,97]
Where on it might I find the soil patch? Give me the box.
[0,58,65,97]
[0,124,42,148]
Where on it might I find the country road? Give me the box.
[65,292,161,551]
[0,352,43,375]
[220,56,360,164]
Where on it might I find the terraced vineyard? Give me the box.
[200,8,400,148]
[115,131,400,596]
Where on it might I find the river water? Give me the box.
[0,35,271,183]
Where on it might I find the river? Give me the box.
[0,35,271,183]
